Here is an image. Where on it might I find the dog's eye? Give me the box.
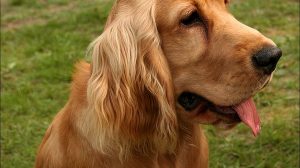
[181,11,203,26]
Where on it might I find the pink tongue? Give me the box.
[233,98,260,136]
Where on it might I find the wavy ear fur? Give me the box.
[82,0,178,157]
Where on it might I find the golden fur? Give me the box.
[35,0,277,167]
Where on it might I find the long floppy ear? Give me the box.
[86,0,178,156]
[103,0,118,29]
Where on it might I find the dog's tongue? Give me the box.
[233,98,260,136]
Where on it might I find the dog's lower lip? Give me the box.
[190,95,241,122]
[189,94,236,114]
[207,104,241,122]
[178,92,241,121]
[208,105,236,114]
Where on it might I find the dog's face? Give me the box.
[155,0,281,128]
[88,0,281,152]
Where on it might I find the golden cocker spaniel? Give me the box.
[35,0,281,167]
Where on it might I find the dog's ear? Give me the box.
[86,1,178,155]
[103,0,118,29]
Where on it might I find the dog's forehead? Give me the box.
[157,0,224,6]
[156,0,227,15]
[155,0,227,26]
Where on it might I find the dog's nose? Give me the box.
[252,46,282,74]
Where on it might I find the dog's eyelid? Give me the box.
[181,8,197,18]
[180,10,203,27]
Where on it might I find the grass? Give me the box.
[1,0,299,167]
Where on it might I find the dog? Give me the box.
[35,0,281,167]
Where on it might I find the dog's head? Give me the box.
[155,0,281,135]
[87,0,281,155]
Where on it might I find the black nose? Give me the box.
[252,46,282,74]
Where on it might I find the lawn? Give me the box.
[1,0,299,167]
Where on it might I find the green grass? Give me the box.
[1,0,299,167]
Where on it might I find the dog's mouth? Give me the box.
[178,92,260,136]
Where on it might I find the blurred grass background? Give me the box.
[1,0,299,167]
